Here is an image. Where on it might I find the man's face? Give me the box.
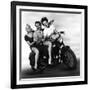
[42,20,48,27]
[35,23,41,29]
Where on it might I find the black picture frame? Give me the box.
[11,1,88,89]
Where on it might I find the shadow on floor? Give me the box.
[20,59,80,79]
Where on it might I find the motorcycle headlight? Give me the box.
[43,56,46,59]
[53,44,56,47]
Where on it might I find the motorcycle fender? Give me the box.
[29,51,35,61]
[61,46,70,59]
[61,46,69,53]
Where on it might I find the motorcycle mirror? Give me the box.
[60,31,65,34]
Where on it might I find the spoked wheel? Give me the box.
[63,49,77,69]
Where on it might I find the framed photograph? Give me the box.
[11,1,88,89]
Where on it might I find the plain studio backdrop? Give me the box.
[21,11,81,70]
[0,0,89,90]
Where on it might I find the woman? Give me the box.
[41,17,55,65]
[24,24,39,70]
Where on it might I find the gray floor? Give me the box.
[20,59,80,79]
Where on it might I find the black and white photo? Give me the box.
[11,1,88,89]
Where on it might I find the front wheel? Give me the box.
[29,52,36,71]
[63,48,77,69]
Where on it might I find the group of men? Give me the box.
[25,17,62,70]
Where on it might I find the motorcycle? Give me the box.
[29,31,77,72]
